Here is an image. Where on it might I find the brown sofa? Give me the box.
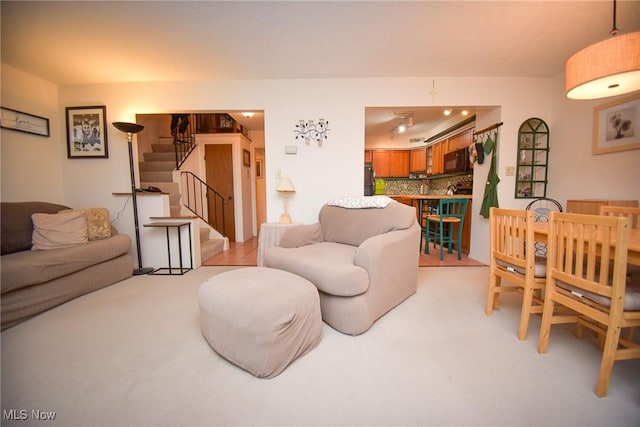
[1,202,133,330]
[264,200,420,335]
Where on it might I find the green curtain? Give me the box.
[479,134,499,218]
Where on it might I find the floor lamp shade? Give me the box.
[565,31,640,100]
[276,177,295,224]
[112,121,154,275]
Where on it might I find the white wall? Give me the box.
[3,68,639,266]
[1,65,64,202]
[548,75,640,205]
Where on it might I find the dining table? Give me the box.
[533,222,640,267]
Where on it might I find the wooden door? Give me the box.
[205,144,235,242]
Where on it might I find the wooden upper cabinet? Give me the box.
[372,150,410,177]
[372,150,391,177]
[432,143,443,175]
[364,150,373,163]
[447,128,472,153]
[410,147,427,172]
[390,150,410,177]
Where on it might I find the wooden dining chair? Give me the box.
[599,205,640,341]
[526,197,563,257]
[486,208,546,340]
[424,198,468,260]
[599,205,640,230]
[537,212,640,397]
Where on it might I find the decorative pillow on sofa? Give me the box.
[31,211,89,250]
[327,196,394,209]
[62,208,111,240]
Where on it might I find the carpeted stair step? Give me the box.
[199,227,224,262]
[139,170,173,182]
[143,152,175,162]
[151,143,175,153]
[201,237,225,262]
[139,161,175,172]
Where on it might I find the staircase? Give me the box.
[138,136,225,262]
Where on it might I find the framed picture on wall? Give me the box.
[66,105,108,158]
[0,107,50,137]
[256,159,263,178]
[592,92,640,155]
[243,149,250,167]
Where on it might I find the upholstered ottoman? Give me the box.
[198,267,322,378]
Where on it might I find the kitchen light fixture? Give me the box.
[112,121,154,275]
[241,112,255,118]
[565,0,640,100]
[444,109,452,116]
[276,177,295,224]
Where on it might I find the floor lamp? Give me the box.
[112,122,154,275]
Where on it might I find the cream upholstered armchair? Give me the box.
[264,198,420,335]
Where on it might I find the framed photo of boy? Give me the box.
[592,92,640,155]
[66,106,108,158]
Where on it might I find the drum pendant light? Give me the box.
[565,0,640,100]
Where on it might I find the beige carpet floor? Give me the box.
[2,266,639,426]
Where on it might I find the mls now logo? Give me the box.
[3,409,56,421]
[3,409,28,420]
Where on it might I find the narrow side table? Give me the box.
[257,222,302,267]
[143,221,193,275]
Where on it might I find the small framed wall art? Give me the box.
[66,105,109,158]
[243,149,251,167]
[256,159,263,178]
[592,92,640,155]
[0,107,50,137]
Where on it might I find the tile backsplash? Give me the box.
[381,174,473,195]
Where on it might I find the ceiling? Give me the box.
[3,1,639,140]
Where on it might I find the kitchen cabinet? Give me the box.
[390,150,410,177]
[566,199,639,215]
[432,143,444,175]
[372,150,410,177]
[410,147,427,172]
[447,129,472,153]
[364,150,373,163]
[515,118,549,199]
[372,150,391,177]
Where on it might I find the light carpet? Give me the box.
[2,266,639,426]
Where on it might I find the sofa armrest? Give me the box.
[354,221,420,295]
[278,223,323,248]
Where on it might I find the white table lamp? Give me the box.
[276,177,295,224]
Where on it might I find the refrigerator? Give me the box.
[364,162,374,196]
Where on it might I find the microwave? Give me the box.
[443,148,470,174]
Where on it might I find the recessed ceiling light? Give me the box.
[241,112,255,118]
[461,110,469,116]
[444,109,452,116]
[397,124,406,134]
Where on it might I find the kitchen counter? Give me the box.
[400,194,473,200]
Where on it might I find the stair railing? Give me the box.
[180,171,228,238]
[172,113,197,169]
